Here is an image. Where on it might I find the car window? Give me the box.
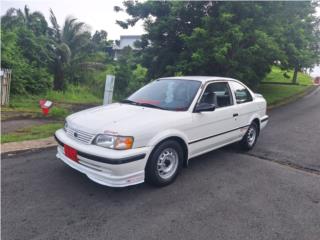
[127,79,201,111]
[200,82,233,108]
[230,82,253,104]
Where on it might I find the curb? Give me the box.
[1,137,57,155]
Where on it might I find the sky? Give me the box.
[1,0,320,76]
[0,0,145,40]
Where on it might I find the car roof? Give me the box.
[158,76,238,83]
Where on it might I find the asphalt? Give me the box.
[252,86,320,172]
[2,87,320,240]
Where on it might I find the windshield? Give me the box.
[124,79,201,111]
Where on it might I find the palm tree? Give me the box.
[49,9,91,90]
[1,5,48,35]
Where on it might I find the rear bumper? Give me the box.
[54,129,151,187]
[260,115,269,130]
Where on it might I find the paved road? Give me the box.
[2,87,320,240]
[252,86,320,172]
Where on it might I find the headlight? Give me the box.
[94,134,134,150]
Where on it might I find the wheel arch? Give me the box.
[251,117,260,135]
[248,111,261,126]
[148,132,189,167]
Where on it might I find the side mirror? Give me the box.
[194,102,216,113]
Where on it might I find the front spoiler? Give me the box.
[56,147,145,187]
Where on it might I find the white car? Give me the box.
[55,77,268,187]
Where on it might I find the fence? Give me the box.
[0,69,12,106]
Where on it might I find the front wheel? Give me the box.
[145,140,183,187]
[240,122,259,150]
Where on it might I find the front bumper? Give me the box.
[55,129,151,187]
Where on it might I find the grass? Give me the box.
[1,97,70,120]
[49,107,70,119]
[1,123,63,144]
[258,66,313,106]
[258,84,312,106]
[1,85,100,143]
[1,85,101,120]
[45,85,102,104]
[263,66,312,85]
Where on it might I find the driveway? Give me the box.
[2,87,320,240]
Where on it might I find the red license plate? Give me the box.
[64,145,78,162]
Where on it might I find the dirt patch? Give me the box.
[1,103,98,135]
[1,111,41,121]
[1,119,59,134]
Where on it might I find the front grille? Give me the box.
[65,125,96,144]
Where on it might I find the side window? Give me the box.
[200,82,233,108]
[230,82,253,104]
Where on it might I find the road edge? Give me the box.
[1,136,57,155]
[267,85,318,110]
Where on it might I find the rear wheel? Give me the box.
[145,140,183,187]
[240,122,259,150]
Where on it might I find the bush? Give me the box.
[1,29,53,94]
[45,85,101,104]
[49,107,69,119]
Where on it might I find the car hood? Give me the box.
[66,103,186,135]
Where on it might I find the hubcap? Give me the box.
[247,127,256,146]
[157,148,179,180]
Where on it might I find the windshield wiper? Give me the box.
[119,99,138,105]
[137,102,165,110]
[120,99,164,110]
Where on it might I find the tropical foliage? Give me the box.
[1,5,145,98]
[1,2,319,99]
[1,6,52,94]
[116,1,320,87]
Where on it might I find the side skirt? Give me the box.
[187,136,243,161]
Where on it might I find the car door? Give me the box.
[189,81,239,157]
[228,81,257,139]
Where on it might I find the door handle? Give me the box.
[233,113,239,117]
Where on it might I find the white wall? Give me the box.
[119,36,141,49]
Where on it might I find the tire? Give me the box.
[240,122,259,151]
[145,140,183,187]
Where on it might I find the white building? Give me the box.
[113,35,141,60]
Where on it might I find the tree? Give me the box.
[1,29,52,94]
[1,6,117,95]
[176,2,284,87]
[270,1,320,84]
[1,5,48,35]
[1,6,53,94]
[114,47,147,99]
[49,9,91,90]
[92,30,108,50]
[116,1,319,87]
